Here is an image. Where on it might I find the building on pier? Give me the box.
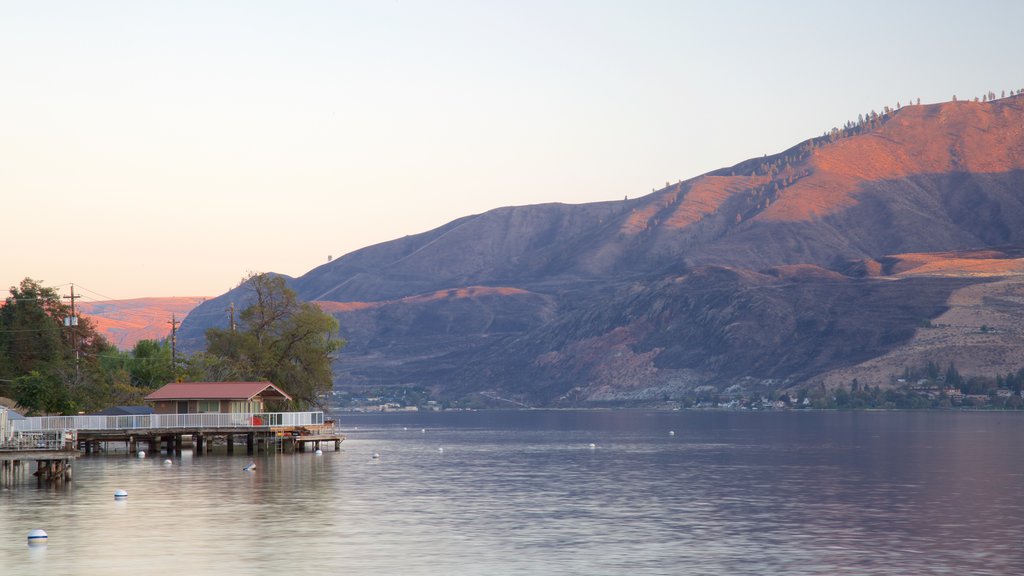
[145,381,292,415]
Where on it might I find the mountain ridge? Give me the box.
[178,94,1024,404]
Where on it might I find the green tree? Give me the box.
[0,278,68,380]
[12,370,73,415]
[128,339,176,389]
[1,279,113,412]
[204,273,344,408]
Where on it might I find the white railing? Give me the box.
[12,412,324,433]
[0,429,77,451]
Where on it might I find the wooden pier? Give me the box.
[1,428,80,486]
[74,423,345,456]
[12,411,344,459]
[1,449,78,484]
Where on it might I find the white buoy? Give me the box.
[114,489,128,500]
[137,450,146,459]
[421,428,426,433]
[371,452,380,460]
[315,449,323,456]
[438,447,444,453]
[243,461,256,471]
[589,443,597,449]
[669,430,675,436]
[403,427,408,431]
[27,529,48,546]
[163,459,172,465]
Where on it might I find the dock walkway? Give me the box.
[1,429,79,485]
[4,411,343,484]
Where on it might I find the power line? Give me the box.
[72,284,121,302]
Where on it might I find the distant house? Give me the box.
[144,382,292,415]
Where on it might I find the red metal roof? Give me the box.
[144,381,292,402]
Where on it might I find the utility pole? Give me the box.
[62,284,80,379]
[167,314,179,380]
[229,302,236,332]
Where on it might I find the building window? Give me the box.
[230,401,260,413]
[197,400,220,413]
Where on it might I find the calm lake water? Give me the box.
[2,410,1023,575]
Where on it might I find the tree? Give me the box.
[944,362,962,389]
[12,370,73,415]
[0,278,114,413]
[0,278,68,379]
[99,339,176,390]
[204,273,344,408]
[129,339,176,388]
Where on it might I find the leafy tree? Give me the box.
[204,273,345,408]
[0,278,68,379]
[128,339,176,388]
[0,278,112,412]
[182,351,245,383]
[12,370,73,415]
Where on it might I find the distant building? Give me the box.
[145,381,292,415]
[0,407,10,444]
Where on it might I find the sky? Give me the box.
[2,1,1022,301]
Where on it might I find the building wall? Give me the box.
[1,407,9,443]
[152,401,178,415]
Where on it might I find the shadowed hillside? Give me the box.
[179,94,1024,404]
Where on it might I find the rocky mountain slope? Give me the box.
[179,95,1024,404]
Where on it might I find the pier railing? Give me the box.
[12,412,325,433]
[1,429,77,451]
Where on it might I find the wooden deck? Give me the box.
[8,411,344,463]
[1,447,79,485]
[75,426,345,456]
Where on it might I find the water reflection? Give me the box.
[1,411,1023,575]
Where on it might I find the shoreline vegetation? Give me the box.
[0,275,341,416]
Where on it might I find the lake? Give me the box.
[2,410,1023,575]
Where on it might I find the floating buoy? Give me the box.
[114,489,128,500]
[163,459,172,465]
[315,449,323,456]
[669,430,675,436]
[27,529,48,546]
[137,451,146,459]
[420,429,426,433]
[438,447,444,453]
[589,443,597,449]
[371,452,380,460]
[243,462,256,471]
[403,427,408,431]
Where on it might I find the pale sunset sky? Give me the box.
[2,1,1021,301]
